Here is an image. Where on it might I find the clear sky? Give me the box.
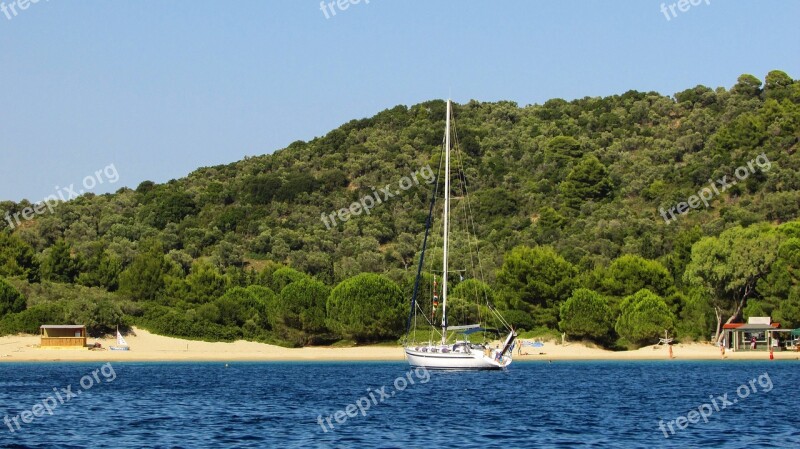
[1,0,798,202]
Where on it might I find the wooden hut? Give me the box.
[40,325,87,348]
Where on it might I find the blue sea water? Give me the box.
[0,361,798,448]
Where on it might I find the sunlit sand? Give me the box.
[1,328,797,362]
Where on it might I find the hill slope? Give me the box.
[1,70,799,347]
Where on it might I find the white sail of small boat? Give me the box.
[117,330,128,347]
[403,99,516,370]
[110,327,130,351]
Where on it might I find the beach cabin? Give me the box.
[40,325,87,348]
[721,317,794,352]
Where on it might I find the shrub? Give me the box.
[559,288,612,341]
[0,277,26,317]
[327,273,405,342]
[615,289,675,346]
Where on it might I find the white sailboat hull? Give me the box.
[404,346,512,370]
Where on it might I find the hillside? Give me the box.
[1,70,799,348]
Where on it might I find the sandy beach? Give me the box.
[513,340,800,361]
[0,328,405,363]
[0,328,798,363]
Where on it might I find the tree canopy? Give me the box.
[684,224,783,340]
[0,277,26,317]
[559,288,612,342]
[615,289,675,346]
[326,273,405,342]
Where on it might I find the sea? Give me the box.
[0,361,798,448]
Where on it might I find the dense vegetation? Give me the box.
[1,70,799,348]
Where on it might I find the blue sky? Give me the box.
[1,0,798,202]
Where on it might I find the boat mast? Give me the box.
[442,99,451,345]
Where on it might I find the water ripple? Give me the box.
[0,361,798,448]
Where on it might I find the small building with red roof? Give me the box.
[721,317,792,352]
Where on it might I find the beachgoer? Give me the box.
[751,336,757,350]
[517,340,522,355]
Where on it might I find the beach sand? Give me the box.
[514,340,800,361]
[0,328,406,363]
[1,328,797,362]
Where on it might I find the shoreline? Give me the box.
[2,328,798,363]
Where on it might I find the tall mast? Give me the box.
[442,99,451,345]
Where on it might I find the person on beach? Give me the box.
[751,336,757,350]
[517,340,523,355]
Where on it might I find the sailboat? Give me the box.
[109,327,130,351]
[403,99,516,370]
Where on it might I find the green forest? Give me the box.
[1,70,799,349]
